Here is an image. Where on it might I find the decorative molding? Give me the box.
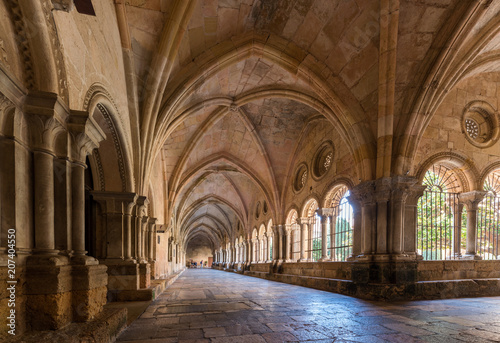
[96,103,127,192]
[41,0,69,102]
[92,148,106,191]
[6,0,35,89]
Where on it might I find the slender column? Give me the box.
[317,209,333,261]
[68,110,105,262]
[297,218,309,262]
[277,225,284,261]
[71,162,86,256]
[285,225,292,261]
[266,233,272,262]
[459,191,486,260]
[452,203,464,258]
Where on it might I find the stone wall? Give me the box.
[186,241,212,265]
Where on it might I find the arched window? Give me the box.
[324,185,353,261]
[267,219,273,261]
[417,164,465,260]
[258,224,266,262]
[303,199,320,261]
[286,210,300,261]
[478,169,500,259]
[252,228,258,262]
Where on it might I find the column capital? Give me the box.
[349,180,376,205]
[91,191,138,215]
[297,217,311,225]
[459,191,487,210]
[317,208,334,218]
[67,110,106,163]
[25,91,68,152]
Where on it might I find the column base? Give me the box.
[318,257,331,262]
[71,264,108,322]
[26,255,72,330]
[298,258,308,262]
[139,263,151,288]
[71,255,99,266]
[461,254,482,260]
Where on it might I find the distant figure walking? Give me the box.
[200,260,203,269]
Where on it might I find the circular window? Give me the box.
[294,163,308,192]
[462,101,499,148]
[312,141,334,179]
[255,202,261,219]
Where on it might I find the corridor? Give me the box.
[116,269,500,343]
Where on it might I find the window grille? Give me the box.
[417,165,464,260]
[477,171,500,259]
[306,215,322,261]
[292,223,300,260]
[330,193,353,261]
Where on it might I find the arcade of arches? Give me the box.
[2,0,500,340]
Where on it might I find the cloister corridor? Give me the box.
[116,270,500,343]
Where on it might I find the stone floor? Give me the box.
[116,269,500,342]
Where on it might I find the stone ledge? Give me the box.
[238,269,500,301]
[5,307,127,343]
[109,269,185,302]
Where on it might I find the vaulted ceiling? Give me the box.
[115,0,500,251]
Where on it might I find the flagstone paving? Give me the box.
[116,269,500,342]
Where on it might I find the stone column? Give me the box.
[404,184,426,258]
[285,225,292,261]
[459,191,486,260]
[277,225,284,261]
[452,203,464,258]
[67,110,106,263]
[346,194,361,260]
[297,218,309,262]
[317,208,334,261]
[266,232,272,262]
[350,181,377,259]
[389,176,419,258]
[375,178,391,257]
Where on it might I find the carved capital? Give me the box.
[68,110,106,163]
[459,191,487,211]
[25,92,68,152]
[134,196,149,217]
[91,191,138,215]
[317,208,334,219]
[349,180,376,205]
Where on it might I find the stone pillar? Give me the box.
[347,194,361,260]
[92,192,142,299]
[297,218,309,262]
[317,209,334,261]
[389,176,420,258]
[404,184,426,258]
[25,93,71,329]
[350,181,376,259]
[285,225,292,261]
[375,178,391,257]
[459,191,486,260]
